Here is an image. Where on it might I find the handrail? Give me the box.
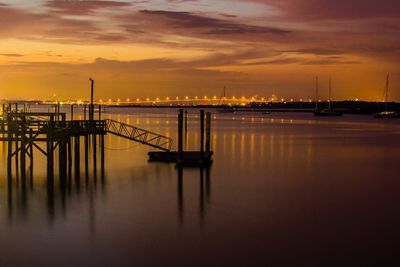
[105,119,172,151]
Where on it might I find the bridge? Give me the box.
[42,95,287,106]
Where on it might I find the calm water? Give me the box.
[1,107,400,266]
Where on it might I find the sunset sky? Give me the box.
[0,0,399,101]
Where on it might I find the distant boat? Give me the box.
[314,77,343,117]
[374,75,400,118]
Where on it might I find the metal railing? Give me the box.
[105,119,172,151]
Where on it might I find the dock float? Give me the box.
[148,109,213,167]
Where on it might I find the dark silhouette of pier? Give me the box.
[0,102,173,180]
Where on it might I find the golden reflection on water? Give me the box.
[2,107,400,266]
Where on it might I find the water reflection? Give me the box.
[177,166,212,228]
[6,170,106,226]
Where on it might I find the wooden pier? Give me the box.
[0,103,173,178]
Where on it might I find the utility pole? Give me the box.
[89,78,94,121]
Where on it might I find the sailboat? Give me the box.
[374,75,400,118]
[314,77,343,116]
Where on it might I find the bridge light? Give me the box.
[136,98,140,102]
[108,99,112,103]
[146,98,150,101]
[185,96,189,100]
[204,96,208,100]
[195,96,198,100]
[156,97,160,101]
[213,96,217,100]
[99,99,103,103]
[261,97,265,101]
[126,98,130,102]
[166,97,170,101]
[176,96,179,100]
[232,96,236,100]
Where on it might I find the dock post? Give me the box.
[100,133,104,175]
[93,133,97,178]
[71,104,74,120]
[89,78,94,121]
[20,116,26,178]
[29,129,33,179]
[67,137,72,178]
[59,135,67,180]
[200,110,205,162]
[47,115,54,179]
[178,109,184,163]
[205,112,211,152]
[84,135,89,178]
[98,104,101,120]
[184,110,188,150]
[7,114,12,177]
[74,136,80,178]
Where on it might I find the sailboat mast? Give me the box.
[315,76,319,110]
[328,78,332,110]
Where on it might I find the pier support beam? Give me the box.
[178,109,183,163]
[47,115,54,179]
[205,112,211,153]
[74,136,80,178]
[200,110,205,162]
[59,135,67,180]
[100,134,104,175]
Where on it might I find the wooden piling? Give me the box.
[90,78,94,121]
[7,114,12,177]
[59,135,67,179]
[100,134,104,175]
[20,116,26,178]
[205,112,211,152]
[84,135,89,178]
[67,137,72,178]
[29,129,33,178]
[71,104,74,120]
[93,134,97,178]
[74,136,80,177]
[47,115,55,179]
[184,110,188,149]
[178,109,184,163]
[200,110,205,162]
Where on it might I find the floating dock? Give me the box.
[148,109,213,167]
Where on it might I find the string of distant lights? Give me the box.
[44,95,358,105]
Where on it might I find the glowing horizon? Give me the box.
[0,0,399,101]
